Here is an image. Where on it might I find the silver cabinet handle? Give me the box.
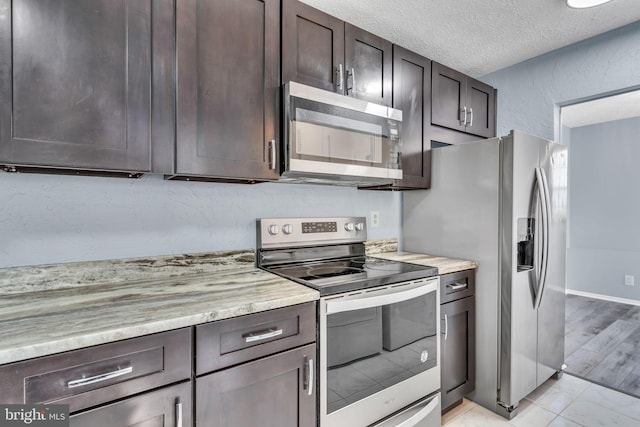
[303,357,314,396]
[460,106,467,126]
[336,64,344,93]
[347,67,356,95]
[243,327,283,343]
[268,139,276,170]
[468,107,474,126]
[447,282,467,291]
[67,366,133,388]
[443,315,448,341]
[176,402,183,427]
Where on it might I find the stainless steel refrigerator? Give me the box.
[403,130,567,419]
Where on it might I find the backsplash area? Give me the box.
[1,173,401,268]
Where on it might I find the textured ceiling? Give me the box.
[300,0,640,77]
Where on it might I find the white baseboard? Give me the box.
[566,289,640,307]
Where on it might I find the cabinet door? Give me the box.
[465,77,496,138]
[70,382,191,427]
[282,0,344,93]
[391,46,431,189]
[431,62,467,134]
[441,296,476,412]
[0,0,171,173]
[197,343,316,427]
[345,24,392,106]
[176,0,279,181]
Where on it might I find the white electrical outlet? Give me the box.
[370,211,380,228]
[625,275,635,286]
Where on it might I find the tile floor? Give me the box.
[442,373,640,427]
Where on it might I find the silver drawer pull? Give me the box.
[67,366,133,388]
[307,358,314,397]
[243,327,283,343]
[176,402,183,427]
[447,281,468,291]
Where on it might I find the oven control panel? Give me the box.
[257,217,366,249]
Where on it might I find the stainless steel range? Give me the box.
[257,217,441,427]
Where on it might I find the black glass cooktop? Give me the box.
[265,256,437,296]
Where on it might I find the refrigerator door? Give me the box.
[498,131,541,408]
[499,131,566,410]
[536,140,568,385]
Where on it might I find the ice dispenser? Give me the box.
[517,218,534,271]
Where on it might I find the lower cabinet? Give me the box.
[70,381,191,427]
[440,270,476,413]
[0,303,318,427]
[196,343,317,427]
[195,302,317,427]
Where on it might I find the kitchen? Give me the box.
[2,0,640,426]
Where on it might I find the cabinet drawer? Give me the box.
[0,328,191,413]
[70,381,191,426]
[196,302,316,375]
[440,269,475,304]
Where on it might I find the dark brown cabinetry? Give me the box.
[282,0,392,106]
[0,0,174,175]
[0,328,192,425]
[197,343,316,427]
[365,46,432,190]
[440,269,476,412]
[70,381,191,427]
[168,0,280,182]
[0,328,191,413]
[432,62,496,138]
[196,302,317,427]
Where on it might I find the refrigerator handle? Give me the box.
[534,168,550,310]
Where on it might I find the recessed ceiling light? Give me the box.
[567,0,613,8]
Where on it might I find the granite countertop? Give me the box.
[0,251,319,365]
[0,241,475,366]
[365,239,478,274]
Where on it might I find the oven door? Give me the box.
[320,277,440,427]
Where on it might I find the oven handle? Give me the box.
[395,394,440,427]
[325,280,437,315]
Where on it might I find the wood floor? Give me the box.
[565,293,640,398]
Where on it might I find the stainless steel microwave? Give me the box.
[281,82,403,186]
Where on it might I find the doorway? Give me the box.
[560,89,640,398]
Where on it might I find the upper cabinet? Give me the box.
[431,62,496,138]
[0,0,174,175]
[167,0,280,182]
[369,46,432,190]
[282,0,393,106]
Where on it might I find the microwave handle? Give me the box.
[325,280,437,315]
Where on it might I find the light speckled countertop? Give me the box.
[366,239,478,274]
[0,251,318,365]
[0,241,475,366]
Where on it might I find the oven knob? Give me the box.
[268,225,280,235]
[344,222,355,232]
[355,222,365,231]
[282,224,293,234]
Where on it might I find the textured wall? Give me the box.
[566,117,640,300]
[0,173,400,268]
[481,22,640,300]
[481,21,640,142]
